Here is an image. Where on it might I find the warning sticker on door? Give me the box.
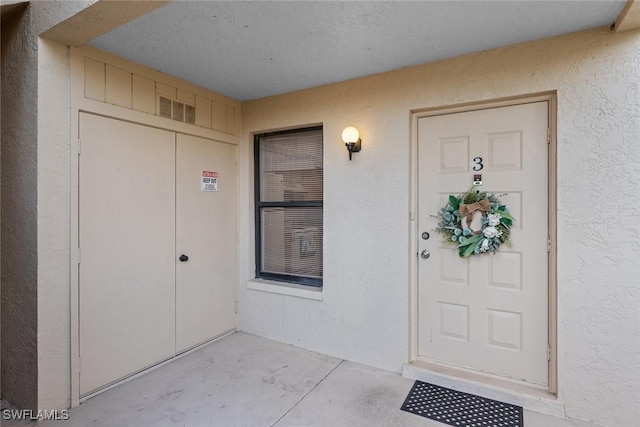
[201,170,218,192]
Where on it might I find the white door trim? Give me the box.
[408,92,558,394]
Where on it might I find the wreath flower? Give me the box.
[434,187,514,258]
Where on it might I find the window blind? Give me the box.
[256,128,323,285]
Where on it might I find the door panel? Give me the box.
[79,113,176,395]
[175,134,237,352]
[417,102,549,386]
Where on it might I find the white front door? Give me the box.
[175,134,237,352]
[417,102,549,386]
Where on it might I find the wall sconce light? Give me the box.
[342,126,361,161]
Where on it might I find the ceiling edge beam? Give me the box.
[40,0,170,46]
[612,0,640,32]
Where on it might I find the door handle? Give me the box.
[420,250,430,259]
[179,254,189,262]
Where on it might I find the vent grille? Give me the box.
[159,96,172,119]
[157,96,196,125]
[172,101,184,122]
[185,104,196,125]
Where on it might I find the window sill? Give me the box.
[247,278,323,301]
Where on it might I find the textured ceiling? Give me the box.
[90,1,626,101]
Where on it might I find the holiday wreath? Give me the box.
[434,187,514,258]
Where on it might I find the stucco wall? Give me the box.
[1,5,40,409]
[239,27,640,426]
[0,0,94,410]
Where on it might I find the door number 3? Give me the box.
[473,157,484,171]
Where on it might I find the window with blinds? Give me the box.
[255,127,323,287]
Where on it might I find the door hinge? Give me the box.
[547,237,551,253]
[547,128,551,144]
[77,139,82,155]
[77,247,81,265]
[547,345,551,361]
[235,301,238,314]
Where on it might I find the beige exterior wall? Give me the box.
[37,38,72,411]
[3,3,639,425]
[240,28,640,426]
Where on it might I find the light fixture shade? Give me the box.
[341,126,360,143]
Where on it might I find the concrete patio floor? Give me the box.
[3,332,600,427]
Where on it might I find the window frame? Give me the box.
[254,126,323,287]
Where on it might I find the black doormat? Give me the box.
[401,381,523,427]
